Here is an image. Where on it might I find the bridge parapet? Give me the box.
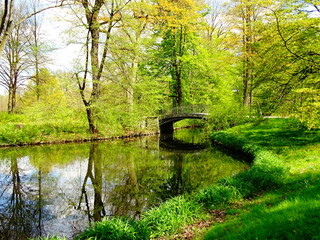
[159,105,209,134]
[160,105,208,117]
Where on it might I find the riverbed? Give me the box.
[0,129,248,239]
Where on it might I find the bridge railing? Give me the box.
[160,105,208,116]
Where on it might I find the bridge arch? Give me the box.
[159,105,208,134]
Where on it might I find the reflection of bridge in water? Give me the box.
[159,105,209,134]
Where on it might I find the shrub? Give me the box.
[207,103,249,131]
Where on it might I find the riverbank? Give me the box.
[30,117,320,240]
[0,112,160,147]
[200,118,320,239]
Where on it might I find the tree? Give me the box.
[258,0,320,120]
[73,0,131,135]
[0,0,14,55]
[28,0,50,102]
[226,0,264,107]
[152,0,207,107]
[0,5,32,113]
[0,0,68,56]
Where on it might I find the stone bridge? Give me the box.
[159,105,209,134]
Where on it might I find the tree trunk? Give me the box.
[85,105,99,135]
[243,3,254,107]
[0,0,14,55]
[81,0,105,135]
[7,86,13,113]
[127,55,138,112]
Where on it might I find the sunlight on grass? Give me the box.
[207,118,320,240]
[204,190,320,240]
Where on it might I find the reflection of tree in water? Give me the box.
[0,131,248,239]
[153,153,192,201]
[108,153,142,220]
[78,143,105,223]
[78,143,144,222]
[155,136,207,201]
[0,156,44,240]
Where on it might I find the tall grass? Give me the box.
[75,196,207,240]
[75,217,150,240]
[140,196,206,238]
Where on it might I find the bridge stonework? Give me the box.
[158,105,208,134]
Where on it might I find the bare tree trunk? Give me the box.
[80,0,104,135]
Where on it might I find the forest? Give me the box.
[0,0,319,140]
[1,1,320,240]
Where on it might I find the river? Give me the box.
[0,129,248,240]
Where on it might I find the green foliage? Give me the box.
[0,112,24,122]
[0,108,89,145]
[207,103,249,131]
[76,217,150,240]
[292,88,320,129]
[0,124,41,145]
[195,185,241,208]
[140,196,205,238]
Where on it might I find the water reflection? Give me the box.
[0,129,248,239]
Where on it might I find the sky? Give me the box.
[0,2,81,95]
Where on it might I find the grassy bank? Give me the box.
[0,112,90,146]
[0,112,159,146]
[31,118,320,239]
[203,118,320,240]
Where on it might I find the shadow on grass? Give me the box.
[204,174,320,240]
[239,119,320,149]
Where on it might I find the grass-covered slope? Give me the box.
[204,118,320,240]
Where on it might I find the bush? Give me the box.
[207,103,249,131]
[75,217,150,240]
[0,124,41,145]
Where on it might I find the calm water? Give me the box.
[0,129,248,240]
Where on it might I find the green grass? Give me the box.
[0,112,90,145]
[75,217,150,240]
[202,118,320,240]
[204,178,320,240]
[140,196,206,238]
